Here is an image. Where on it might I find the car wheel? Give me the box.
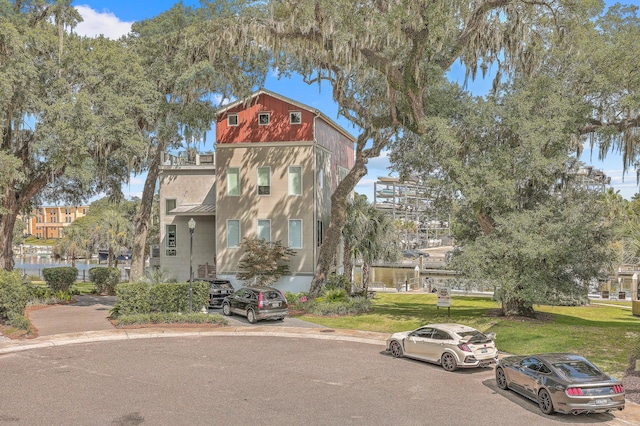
[246,308,257,324]
[495,367,508,390]
[441,352,458,371]
[222,303,232,316]
[389,340,404,358]
[276,317,284,321]
[538,389,554,415]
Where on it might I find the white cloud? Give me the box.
[73,5,133,39]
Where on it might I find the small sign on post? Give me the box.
[437,287,451,317]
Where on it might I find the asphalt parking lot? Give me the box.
[0,335,628,426]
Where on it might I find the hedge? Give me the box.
[89,267,120,295]
[113,281,209,317]
[42,267,77,292]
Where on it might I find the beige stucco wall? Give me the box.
[159,167,216,281]
[215,142,316,279]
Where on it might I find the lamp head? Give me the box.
[188,218,196,231]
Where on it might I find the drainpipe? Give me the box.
[313,113,319,272]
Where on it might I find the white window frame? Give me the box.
[288,219,302,249]
[257,219,271,242]
[258,112,270,125]
[227,167,240,196]
[227,219,241,248]
[288,166,302,196]
[319,168,324,190]
[228,114,238,126]
[257,167,271,195]
[289,111,302,124]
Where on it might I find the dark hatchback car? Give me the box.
[221,286,288,324]
[195,279,235,308]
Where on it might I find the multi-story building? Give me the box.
[158,89,355,292]
[23,206,90,239]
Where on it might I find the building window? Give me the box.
[257,219,271,242]
[50,209,56,215]
[66,217,71,223]
[228,114,238,126]
[82,209,87,214]
[65,208,71,215]
[227,220,240,248]
[165,199,176,215]
[317,220,323,247]
[166,225,176,248]
[290,111,302,124]
[227,168,240,196]
[257,167,271,195]
[319,169,324,189]
[288,166,302,195]
[258,112,270,125]
[288,219,302,249]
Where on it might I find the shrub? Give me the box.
[113,281,209,318]
[28,283,51,301]
[113,282,151,317]
[315,288,348,303]
[326,274,352,294]
[89,267,120,295]
[42,267,77,292]
[284,292,309,311]
[113,312,227,326]
[0,270,30,327]
[150,283,186,313]
[6,312,30,330]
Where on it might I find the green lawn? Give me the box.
[297,293,639,377]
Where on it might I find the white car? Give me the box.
[386,323,498,371]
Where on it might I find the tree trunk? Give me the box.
[501,285,536,317]
[362,262,370,294]
[342,241,353,292]
[0,210,18,271]
[309,152,369,297]
[130,144,163,282]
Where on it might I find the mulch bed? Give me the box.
[623,368,640,405]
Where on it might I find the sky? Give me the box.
[71,0,640,202]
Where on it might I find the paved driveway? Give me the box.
[0,336,625,426]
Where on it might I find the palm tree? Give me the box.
[96,209,132,268]
[344,194,400,294]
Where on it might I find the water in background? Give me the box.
[14,255,129,281]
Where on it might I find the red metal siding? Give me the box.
[217,94,315,143]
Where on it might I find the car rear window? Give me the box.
[263,291,283,300]
[458,330,491,343]
[552,361,602,380]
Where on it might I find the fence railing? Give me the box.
[17,266,130,282]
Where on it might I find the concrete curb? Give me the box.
[0,326,389,355]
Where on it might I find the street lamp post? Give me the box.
[188,218,196,313]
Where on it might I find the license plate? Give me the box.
[273,302,281,307]
[480,348,488,353]
[595,399,608,405]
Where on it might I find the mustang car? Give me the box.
[386,323,498,371]
[495,353,625,415]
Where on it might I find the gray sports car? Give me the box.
[495,353,626,415]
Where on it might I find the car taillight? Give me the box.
[566,387,583,396]
[458,343,471,352]
[613,384,624,394]
[280,291,288,303]
[258,292,265,308]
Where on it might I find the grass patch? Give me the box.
[297,293,638,377]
